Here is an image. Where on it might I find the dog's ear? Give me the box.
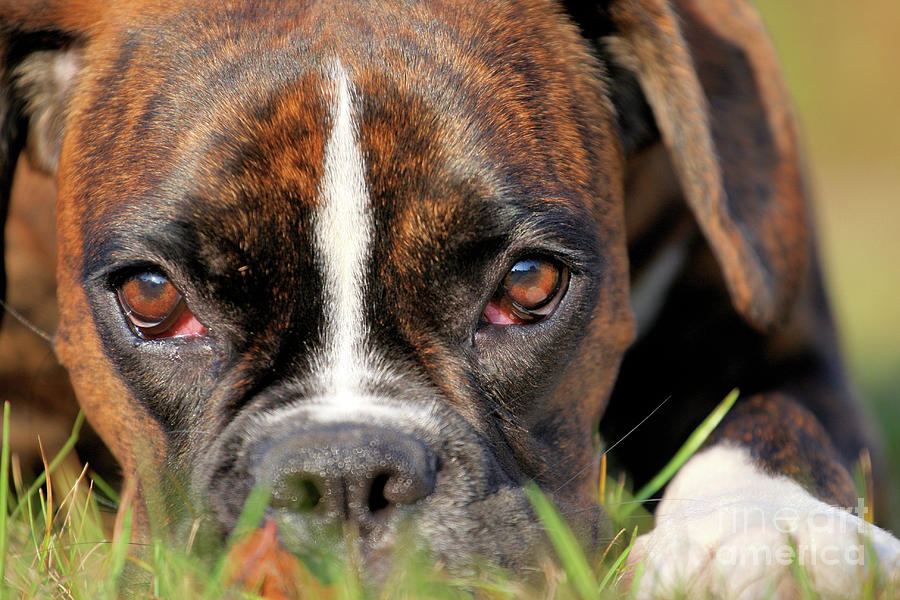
[571,0,809,330]
[0,2,95,301]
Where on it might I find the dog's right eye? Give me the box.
[482,257,569,325]
[116,273,205,339]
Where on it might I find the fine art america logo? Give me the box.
[714,498,873,567]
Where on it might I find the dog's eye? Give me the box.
[117,273,205,338]
[483,257,568,325]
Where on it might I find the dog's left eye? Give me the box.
[116,272,205,339]
[482,257,569,325]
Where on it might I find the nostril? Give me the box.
[271,474,323,513]
[381,456,437,507]
[367,472,391,515]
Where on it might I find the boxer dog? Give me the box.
[1,0,898,596]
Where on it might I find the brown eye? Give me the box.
[117,272,186,336]
[483,257,569,325]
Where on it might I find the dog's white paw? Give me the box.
[628,445,900,599]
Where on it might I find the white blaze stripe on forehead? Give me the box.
[314,61,373,399]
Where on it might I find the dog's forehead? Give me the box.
[63,0,613,279]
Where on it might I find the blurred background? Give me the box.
[755,0,900,529]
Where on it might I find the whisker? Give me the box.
[600,395,672,460]
[549,395,672,494]
[0,298,53,344]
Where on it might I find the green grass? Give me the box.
[0,394,894,599]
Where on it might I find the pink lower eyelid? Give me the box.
[144,309,206,339]
[169,313,207,337]
[483,300,523,325]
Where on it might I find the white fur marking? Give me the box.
[314,61,372,405]
[247,400,444,443]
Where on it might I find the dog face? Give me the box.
[30,1,634,568]
[1,0,818,576]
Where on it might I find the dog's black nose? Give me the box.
[258,425,438,531]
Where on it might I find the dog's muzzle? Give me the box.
[193,398,544,570]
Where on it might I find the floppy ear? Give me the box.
[583,0,809,330]
[0,3,94,303]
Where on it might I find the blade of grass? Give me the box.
[858,448,875,524]
[107,503,133,597]
[227,484,272,545]
[89,470,120,507]
[24,472,39,553]
[599,453,607,504]
[38,438,53,559]
[628,560,645,597]
[76,482,106,546]
[619,389,739,517]
[0,402,11,600]
[10,411,85,521]
[37,488,51,568]
[597,525,638,593]
[525,482,596,600]
[152,540,164,598]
